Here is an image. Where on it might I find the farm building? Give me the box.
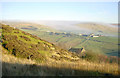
[68,48,85,54]
[82,35,88,37]
[91,35,99,37]
[79,34,83,36]
[46,31,50,32]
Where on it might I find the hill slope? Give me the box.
[2,21,119,57]
[1,24,119,76]
[2,47,119,76]
[1,21,57,32]
[1,24,79,62]
[77,23,118,36]
[17,28,119,57]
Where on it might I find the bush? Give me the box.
[2,25,13,33]
[20,36,31,41]
[83,51,99,62]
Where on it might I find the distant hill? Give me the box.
[111,23,120,26]
[1,21,58,32]
[77,23,118,36]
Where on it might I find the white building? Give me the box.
[92,36,99,37]
[79,34,82,36]
[46,31,50,32]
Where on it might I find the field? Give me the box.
[1,24,120,76]
[21,29,119,57]
[2,21,119,57]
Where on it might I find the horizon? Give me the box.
[1,19,118,25]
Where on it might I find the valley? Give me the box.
[4,21,118,57]
[1,2,119,76]
[1,23,119,76]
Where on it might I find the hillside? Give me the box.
[1,21,58,32]
[3,21,119,57]
[77,23,118,36]
[16,27,119,57]
[2,46,119,76]
[1,24,120,76]
[1,24,80,62]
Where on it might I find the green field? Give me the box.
[20,28,119,57]
[3,22,119,57]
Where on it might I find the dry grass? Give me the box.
[2,52,119,76]
[1,45,119,76]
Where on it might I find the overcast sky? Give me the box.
[1,2,118,23]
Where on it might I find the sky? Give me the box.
[1,2,118,23]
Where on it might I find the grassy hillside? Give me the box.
[19,28,119,57]
[2,47,119,76]
[2,21,119,57]
[1,24,80,63]
[1,24,119,76]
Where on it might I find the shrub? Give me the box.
[83,51,99,62]
[109,56,118,63]
[2,25,13,33]
[2,41,8,47]
[20,36,31,41]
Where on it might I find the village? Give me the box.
[78,33,104,37]
[46,30,104,38]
